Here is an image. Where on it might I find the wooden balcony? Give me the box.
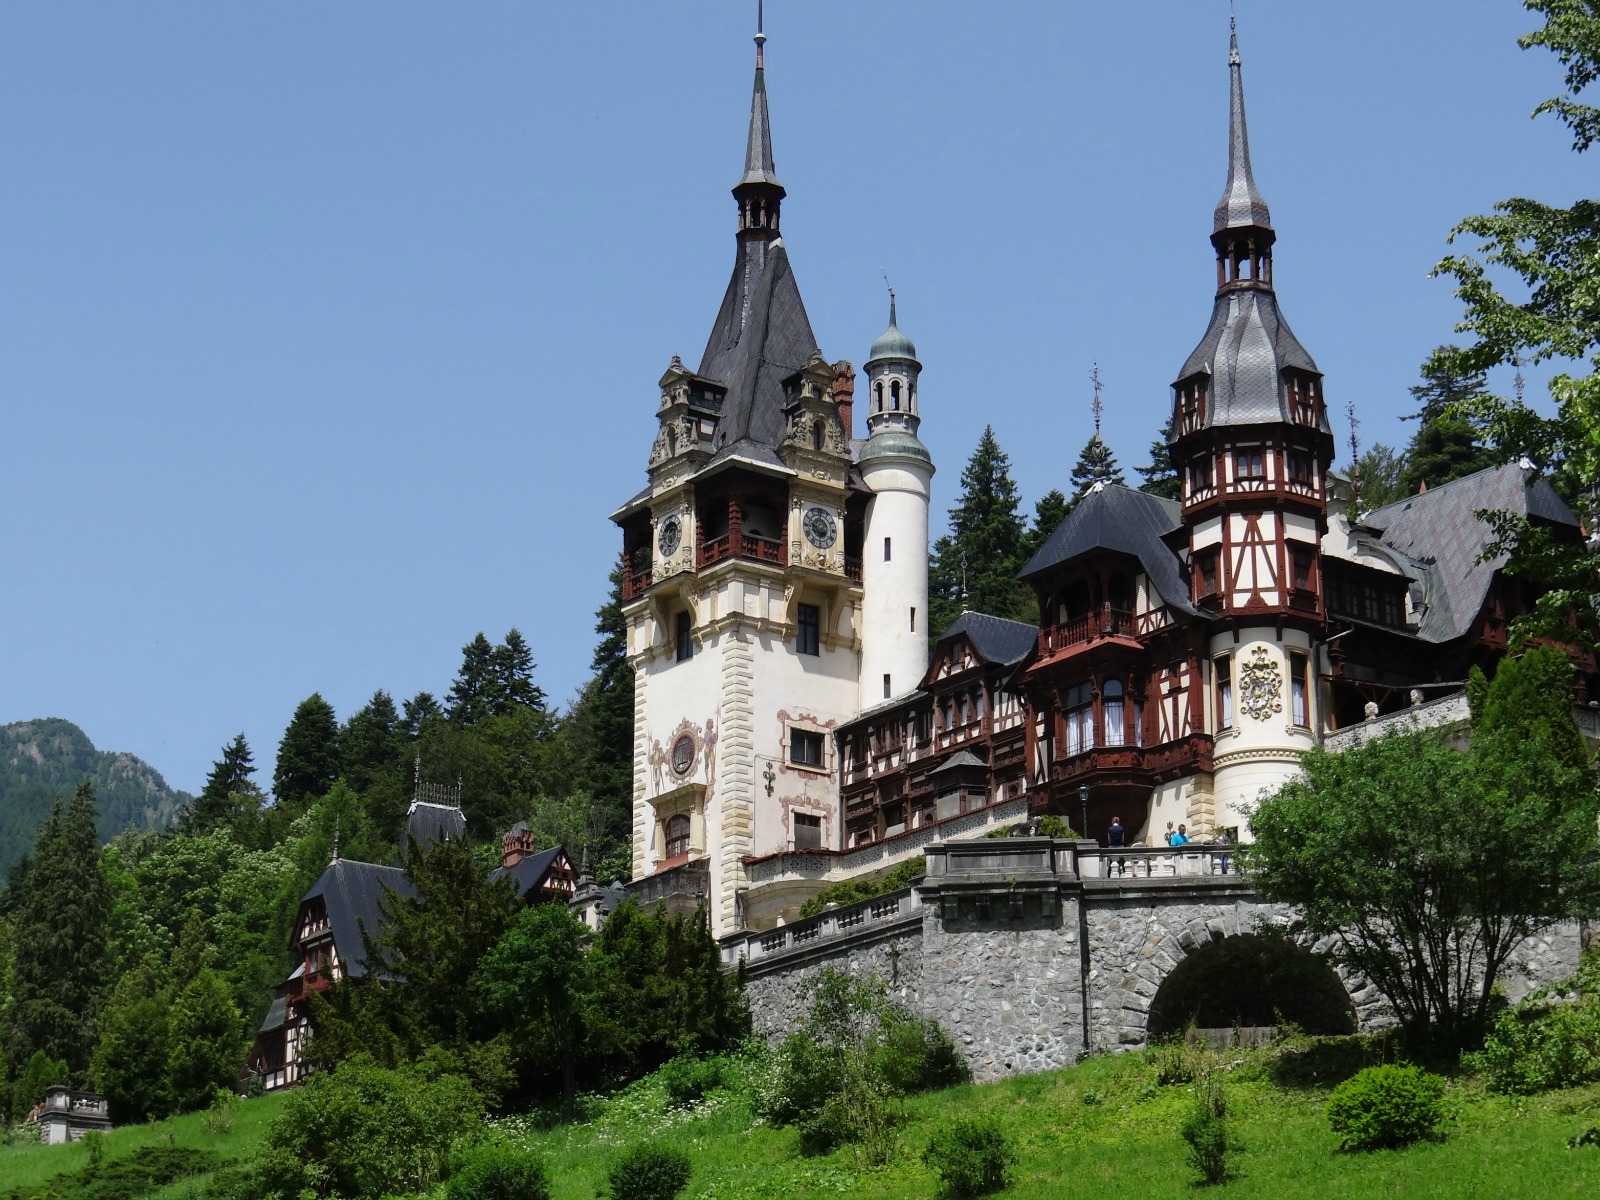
[1049,733,1211,787]
[697,533,786,570]
[621,567,653,602]
[1036,608,1139,659]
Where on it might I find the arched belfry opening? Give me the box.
[1146,933,1356,1039]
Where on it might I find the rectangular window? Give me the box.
[675,611,693,662]
[883,673,892,699]
[796,603,820,656]
[1215,656,1233,731]
[1189,456,1213,492]
[790,728,824,767]
[1290,651,1310,727]
[883,536,892,561]
[909,606,916,633]
[1196,552,1219,599]
[1236,450,1266,480]
[1291,545,1314,591]
[1133,700,1144,747]
[793,812,822,850]
[1289,453,1313,486]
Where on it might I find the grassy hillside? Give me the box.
[7,1049,1599,1199]
[0,718,190,878]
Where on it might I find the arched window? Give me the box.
[1065,682,1094,756]
[1103,678,1126,747]
[890,380,901,411]
[875,381,884,412]
[664,814,690,860]
[812,419,824,451]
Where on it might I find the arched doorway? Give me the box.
[1147,934,1356,1038]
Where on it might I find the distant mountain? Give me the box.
[0,718,190,878]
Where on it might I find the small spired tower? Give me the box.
[859,293,934,704]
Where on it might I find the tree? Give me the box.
[1400,418,1494,495]
[184,733,259,834]
[1021,490,1069,561]
[273,694,341,816]
[447,634,499,726]
[91,955,172,1123]
[1068,434,1125,501]
[492,629,546,713]
[6,782,111,1079]
[166,966,244,1112]
[403,691,445,740]
[477,903,587,1104]
[10,1049,69,1122]
[1137,415,1180,501]
[1351,443,1407,515]
[927,427,1030,634]
[1246,648,1599,1049]
[1429,0,1600,647]
[340,691,410,842]
[564,566,636,867]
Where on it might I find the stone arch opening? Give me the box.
[1147,933,1355,1039]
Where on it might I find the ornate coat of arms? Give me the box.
[1238,646,1283,721]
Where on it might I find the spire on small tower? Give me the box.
[1215,16,1272,235]
[737,0,782,193]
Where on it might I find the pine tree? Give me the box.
[447,634,498,726]
[927,426,1030,634]
[1398,348,1494,493]
[165,967,243,1112]
[565,566,637,862]
[272,694,341,815]
[1068,435,1126,501]
[1137,416,1181,500]
[1406,345,1488,423]
[492,629,547,713]
[184,733,258,833]
[91,956,171,1123]
[340,691,410,841]
[402,691,444,740]
[6,783,112,1079]
[1022,490,1070,561]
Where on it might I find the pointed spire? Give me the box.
[1214,16,1272,234]
[738,1,782,190]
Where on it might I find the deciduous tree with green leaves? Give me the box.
[1246,647,1599,1049]
[1429,0,1600,647]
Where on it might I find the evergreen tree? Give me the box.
[10,1049,69,1121]
[1068,435,1126,501]
[166,967,243,1112]
[1021,490,1069,561]
[184,733,259,834]
[91,955,172,1123]
[927,426,1030,634]
[1137,416,1181,500]
[565,566,636,863]
[273,694,340,815]
[1400,419,1494,495]
[476,903,587,1104]
[6,783,111,1079]
[340,691,410,841]
[447,634,499,726]
[1351,443,1407,515]
[491,629,547,713]
[1406,345,1488,423]
[402,691,444,740]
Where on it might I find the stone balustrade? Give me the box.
[1077,844,1238,879]
[720,886,923,969]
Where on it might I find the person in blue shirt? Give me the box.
[1170,823,1190,847]
[1107,816,1127,877]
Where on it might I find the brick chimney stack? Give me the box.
[831,360,855,440]
[500,823,537,869]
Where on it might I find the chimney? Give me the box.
[500,824,537,869]
[830,360,856,440]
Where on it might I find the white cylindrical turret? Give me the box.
[859,297,934,705]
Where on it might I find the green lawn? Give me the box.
[6,1053,1599,1199]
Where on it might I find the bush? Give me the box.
[605,1144,692,1200]
[1268,1033,1392,1089]
[446,1142,551,1200]
[923,1117,1015,1198]
[798,857,925,919]
[1464,998,1600,1095]
[873,1011,970,1094]
[1180,1076,1234,1185]
[199,1089,240,1136]
[656,1053,726,1107]
[1325,1064,1446,1150]
[1147,1036,1205,1086]
[763,1031,843,1127]
[250,1057,485,1199]
[5,1146,219,1200]
[1037,815,1075,838]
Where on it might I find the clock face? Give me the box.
[803,507,837,549]
[657,515,682,557]
[671,734,695,775]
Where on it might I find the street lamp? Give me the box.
[1078,784,1089,841]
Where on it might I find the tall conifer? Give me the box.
[272,694,340,815]
[928,426,1030,634]
[1137,416,1181,500]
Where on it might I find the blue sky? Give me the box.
[0,2,1587,794]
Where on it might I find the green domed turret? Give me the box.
[865,296,919,368]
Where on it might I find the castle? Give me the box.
[613,21,1598,938]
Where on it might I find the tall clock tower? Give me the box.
[1168,22,1337,833]
[612,23,870,933]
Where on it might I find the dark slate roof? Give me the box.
[257,994,287,1035]
[939,611,1038,667]
[301,858,412,980]
[406,802,465,849]
[1365,462,1580,642]
[738,63,781,189]
[491,845,569,899]
[1177,287,1324,431]
[699,238,819,457]
[1020,484,1199,615]
[929,749,987,776]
